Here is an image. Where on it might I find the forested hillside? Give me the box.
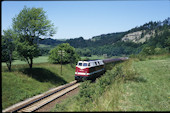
[39,17,170,56]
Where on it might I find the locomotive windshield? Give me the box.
[78,63,82,66]
[77,62,89,67]
[83,63,87,66]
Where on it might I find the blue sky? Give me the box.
[2,0,170,39]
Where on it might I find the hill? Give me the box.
[39,38,63,46]
[39,17,170,56]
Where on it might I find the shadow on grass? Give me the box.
[21,68,67,85]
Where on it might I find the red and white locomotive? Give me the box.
[75,60,105,81]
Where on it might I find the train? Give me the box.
[75,57,128,81]
[75,60,105,81]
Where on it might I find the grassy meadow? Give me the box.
[2,56,49,66]
[2,58,75,109]
[52,54,170,111]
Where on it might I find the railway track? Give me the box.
[3,80,80,112]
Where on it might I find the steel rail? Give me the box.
[19,83,80,112]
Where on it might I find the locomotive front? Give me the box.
[75,60,105,81]
[75,61,90,81]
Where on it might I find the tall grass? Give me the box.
[2,72,53,109]
[119,57,170,111]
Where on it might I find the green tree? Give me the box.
[165,36,170,52]
[1,29,16,71]
[83,48,91,57]
[12,6,56,69]
[140,46,155,55]
[49,43,80,64]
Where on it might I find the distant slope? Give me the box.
[122,17,170,43]
[122,30,155,43]
[39,38,63,46]
[38,17,170,56]
[39,18,170,47]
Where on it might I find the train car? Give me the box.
[75,60,105,81]
[103,57,129,63]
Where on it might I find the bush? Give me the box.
[154,47,168,55]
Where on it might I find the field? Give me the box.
[121,57,170,111]
[2,62,75,109]
[52,55,170,111]
[2,56,49,66]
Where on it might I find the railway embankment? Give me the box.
[52,55,170,111]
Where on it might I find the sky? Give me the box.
[2,0,170,39]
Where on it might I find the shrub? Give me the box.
[154,47,168,55]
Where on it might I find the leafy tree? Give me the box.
[1,29,16,71]
[49,43,80,64]
[83,48,92,57]
[165,36,170,52]
[154,47,168,55]
[76,48,91,57]
[139,46,155,55]
[12,6,56,68]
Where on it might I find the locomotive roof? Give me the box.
[78,59,103,62]
[77,59,104,67]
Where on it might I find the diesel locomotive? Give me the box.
[75,57,128,81]
[75,60,105,81]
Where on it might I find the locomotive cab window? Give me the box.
[83,63,87,66]
[78,63,82,66]
[88,63,90,66]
